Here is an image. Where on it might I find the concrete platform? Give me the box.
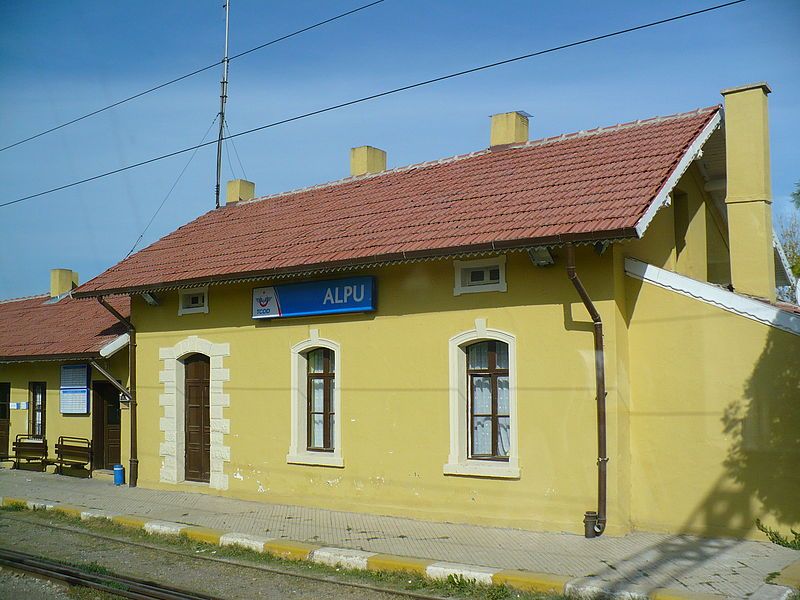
[1,468,797,599]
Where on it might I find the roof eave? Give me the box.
[0,352,101,364]
[633,108,723,238]
[73,228,638,298]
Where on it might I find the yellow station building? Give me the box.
[3,83,798,540]
[0,271,130,473]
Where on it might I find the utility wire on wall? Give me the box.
[0,0,747,209]
[0,0,387,153]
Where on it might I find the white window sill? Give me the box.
[443,461,520,479]
[178,306,208,316]
[453,283,507,296]
[287,452,344,468]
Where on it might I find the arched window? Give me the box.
[466,340,510,460]
[306,348,335,452]
[445,322,518,479]
[288,333,343,468]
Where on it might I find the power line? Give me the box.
[125,115,219,258]
[0,0,747,209]
[0,0,386,154]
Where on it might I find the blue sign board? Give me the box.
[252,276,376,320]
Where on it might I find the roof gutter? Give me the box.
[565,244,609,538]
[97,297,138,488]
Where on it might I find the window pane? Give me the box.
[488,268,500,282]
[472,416,492,455]
[497,417,511,457]
[471,376,491,414]
[307,349,324,373]
[469,269,485,283]
[497,376,509,415]
[327,378,335,408]
[495,342,509,369]
[467,342,489,370]
[311,379,324,412]
[328,350,335,374]
[312,414,324,447]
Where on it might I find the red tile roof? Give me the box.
[0,294,129,360]
[77,106,720,296]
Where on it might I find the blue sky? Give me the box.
[1,0,798,298]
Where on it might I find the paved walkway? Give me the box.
[1,468,797,599]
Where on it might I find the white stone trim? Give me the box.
[159,335,231,489]
[287,332,343,468]
[634,110,722,237]
[444,319,520,479]
[453,256,507,296]
[99,333,129,358]
[625,257,800,336]
[311,548,376,570]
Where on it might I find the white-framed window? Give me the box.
[444,320,519,479]
[453,256,507,295]
[287,332,343,468]
[178,287,208,315]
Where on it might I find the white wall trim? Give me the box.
[287,333,344,468]
[444,320,520,479]
[625,257,800,336]
[99,333,129,358]
[158,335,231,489]
[634,111,722,237]
[453,256,507,296]
[177,287,209,316]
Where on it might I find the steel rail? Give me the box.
[0,513,449,600]
[0,547,222,599]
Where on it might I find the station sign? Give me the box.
[252,276,376,320]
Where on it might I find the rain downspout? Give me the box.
[97,297,138,488]
[565,244,608,537]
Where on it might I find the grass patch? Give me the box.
[2,506,565,599]
[755,519,800,550]
[1,501,27,512]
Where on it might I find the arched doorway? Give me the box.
[184,354,210,483]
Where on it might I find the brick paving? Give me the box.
[1,468,797,598]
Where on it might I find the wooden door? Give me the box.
[184,354,210,483]
[92,382,121,470]
[0,383,10,458]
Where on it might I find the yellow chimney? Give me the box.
[50,269,78,298]
[721,82,776,302]
[350,146,386,177]
[226,179,256,204]
[490,111,529,146]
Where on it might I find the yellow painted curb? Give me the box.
[52,504,83,519]
[650,589,726,600]
[775,558,800,588]
[183,526,224,545]
[367,554,433,575]
[493,570,570,594]
[1,497,27,507]
[112,514,149,529]
[263,540,321,561]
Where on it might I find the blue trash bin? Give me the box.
[113,464,125,486]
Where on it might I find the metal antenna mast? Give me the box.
[214,0,231,209]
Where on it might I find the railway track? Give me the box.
[0,547,223,600]
[0,513,449,600]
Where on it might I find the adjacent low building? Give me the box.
[0,270,130,471]
[3,82,794,541]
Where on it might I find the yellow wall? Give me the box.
[0,351,129,468]
[626,277,799,538]
[133,248,633,535]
